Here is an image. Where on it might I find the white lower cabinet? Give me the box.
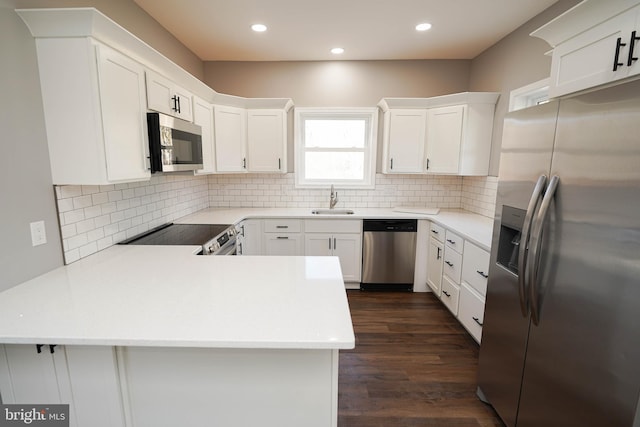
[0,345,126,427]
[304,220,362,283]
[264,234,303,256]
[237,219,263,255]
[458,282,485,343]
[440,275,460,316]
[426,237,444,295]
[425,222,491,344]
[263,219,303,256]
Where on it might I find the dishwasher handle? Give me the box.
[363,219,417,232]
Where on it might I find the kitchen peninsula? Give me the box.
[0,245,354,427]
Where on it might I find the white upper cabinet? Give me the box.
[30,38,150,185]
[531,1,640,98]
[213,101,292,174]
[425,105,464,174]
[379,93,498,176]
[382,109,427,173]
[146,69,193,122]
[214,105,247,173]
[247,109,286,173]
[193,96,216,175]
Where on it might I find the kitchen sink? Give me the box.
[311,209,355,215]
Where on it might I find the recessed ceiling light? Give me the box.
[251,24,267,32]
[415,23,432,32]
[331,47,345,55]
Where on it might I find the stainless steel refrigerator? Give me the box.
[477,79,640,427]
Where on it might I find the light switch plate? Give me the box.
[30,221,47,246]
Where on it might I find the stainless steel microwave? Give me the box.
[147,112,203,173]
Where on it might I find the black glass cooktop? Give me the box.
[120,223,231,246]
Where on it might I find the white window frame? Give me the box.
[509,78,550,112]
[294,107,378,189]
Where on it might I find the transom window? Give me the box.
[294,108,377,189]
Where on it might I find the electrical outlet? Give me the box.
[30,221,47,246]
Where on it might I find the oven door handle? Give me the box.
[214,239,237,255]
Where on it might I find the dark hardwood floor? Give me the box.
[338,290,505,427]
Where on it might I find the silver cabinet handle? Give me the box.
[333,238,336,249]
[276,236,289,240]
[528,175,559,326]
[518,174,547,317]
[329,238,332,250]
[276,225,288,229]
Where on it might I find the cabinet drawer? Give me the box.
[304,219,361,233]
[440,275,460,316]
[458,282,485,343]
[462,241,490,296]
[444,230,463,254]
[443,246,462,284]
[263,219,301,233]
[429,223,445,243]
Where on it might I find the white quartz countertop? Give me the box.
[0,246,355,350]
[177,207,494,250]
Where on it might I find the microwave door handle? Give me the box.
[517,175,547,317]
[528,175,559,326]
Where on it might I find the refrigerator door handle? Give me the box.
[517,174,547,317]
[528,175,560,326]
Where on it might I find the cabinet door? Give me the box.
[193,97,216,174]
[214,106,247,172]
[385,109,426,173]
[440,275,460,316]
[0,344,65,404]
[97,45,150,182]
[426,105,464,174]
[247,110,285,172]
[333,234,362,283]
[238,220,263,255]
[547,9,636,98]
[461,241,490,296]
[458,283,485,343]
[145,70,174,117]
[172,86,193,122]
[263,234,302,256]
[304,233,333,257]
[426,238,444,295]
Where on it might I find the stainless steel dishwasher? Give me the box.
[361,219,417,291]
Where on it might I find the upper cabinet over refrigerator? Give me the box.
[531,0,640,98]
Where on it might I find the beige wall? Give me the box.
[0,5,64,291]
[469,0,581,175]
[3,0,204,79]
[204,60,471,107]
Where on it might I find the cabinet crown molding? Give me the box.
[377,92,499,113]
[16,7,293,110]
[531,0,640,47]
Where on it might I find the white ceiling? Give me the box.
[132,0,558,62]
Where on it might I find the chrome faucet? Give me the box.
[329,184,338,209]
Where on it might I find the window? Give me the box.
[509,78,550,112]
[294,108,378,188]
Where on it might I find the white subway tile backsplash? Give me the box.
[56,174,209,264]
[55,171,495,264]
